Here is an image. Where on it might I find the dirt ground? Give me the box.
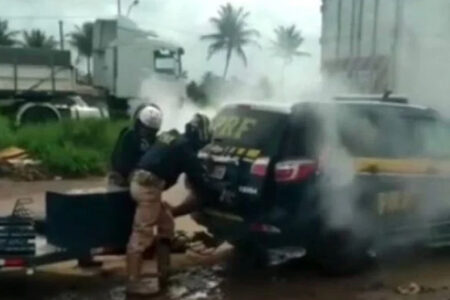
[1,179,450,300]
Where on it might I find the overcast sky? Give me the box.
[2,0,322,94]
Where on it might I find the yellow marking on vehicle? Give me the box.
[247,149,261,159]
[237,148,246,156]
[377,191,415,215]
[354,158,438,175]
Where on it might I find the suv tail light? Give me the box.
[250,157,270,177]
[0,258,26,268]
[275,160,317,183]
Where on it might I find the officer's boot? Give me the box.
[157,238,172,289]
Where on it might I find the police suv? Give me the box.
[198,95,450,272]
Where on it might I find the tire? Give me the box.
[231,239,269,270]
[312,230,370,275]
[16,104,60,126]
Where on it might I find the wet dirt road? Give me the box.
[1,179,450,300]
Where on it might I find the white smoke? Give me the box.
[133,77,216,132]
[302,78,450,251]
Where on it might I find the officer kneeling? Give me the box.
[126,114,214,296]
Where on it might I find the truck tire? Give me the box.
[16,103,61,126]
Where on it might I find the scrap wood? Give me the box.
[0,147,48,180]
[0,147,28,161]
[396,282,421,295]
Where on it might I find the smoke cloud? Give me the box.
[300,84,450,251]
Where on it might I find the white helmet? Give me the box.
[137,105,163,130]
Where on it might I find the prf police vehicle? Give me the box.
[198,95,450,273]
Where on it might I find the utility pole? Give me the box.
[117,0,122,15]
[59,20,64,50]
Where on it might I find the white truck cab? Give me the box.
[93,17,186,116]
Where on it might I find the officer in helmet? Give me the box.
[109,104,163,187]
[126,113,216,296]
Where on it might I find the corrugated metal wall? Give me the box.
[322,0,450,113]
[321,0,398,93]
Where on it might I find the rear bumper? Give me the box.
[193,209,315,249]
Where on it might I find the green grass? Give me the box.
[0,116,15,150]
[0,116,128,177]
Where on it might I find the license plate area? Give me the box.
[377,190,416,216]
[210,165,226,180]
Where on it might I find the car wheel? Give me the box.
[231,240,268,270]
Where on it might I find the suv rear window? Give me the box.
[212,106,288,156]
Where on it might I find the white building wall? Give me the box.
[321,0,339,61]
[339,0,353,59]
[359,0,374,58]
[395,0,450,113]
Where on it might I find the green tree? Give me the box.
[0,19,18,46]
[69,22,94,83]
[186,81,208,106]
[272,25,310,89]
[22,29,57,49]
[201,3,260,79]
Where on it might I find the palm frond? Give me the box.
[272,24,309,63]
[241,29,260,38]
[240,38,261,49]
[200,2,260,75]
[0,19,19,46]
[200,33,224,41]
[22,29,57,49]
[68,22,93,58]
[207,40,226,60]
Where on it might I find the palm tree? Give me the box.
[69,22,93,82]
[201,3,260,79]
[272,25,310,88]
[22,29,57,49]
[0,19,18,46]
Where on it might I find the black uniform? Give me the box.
[111,128,150,180]
[136,129,211,196]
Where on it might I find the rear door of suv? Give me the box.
[200,104,289,220]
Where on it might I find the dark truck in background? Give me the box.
[0,47,107,126]
[197,96,450,273]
